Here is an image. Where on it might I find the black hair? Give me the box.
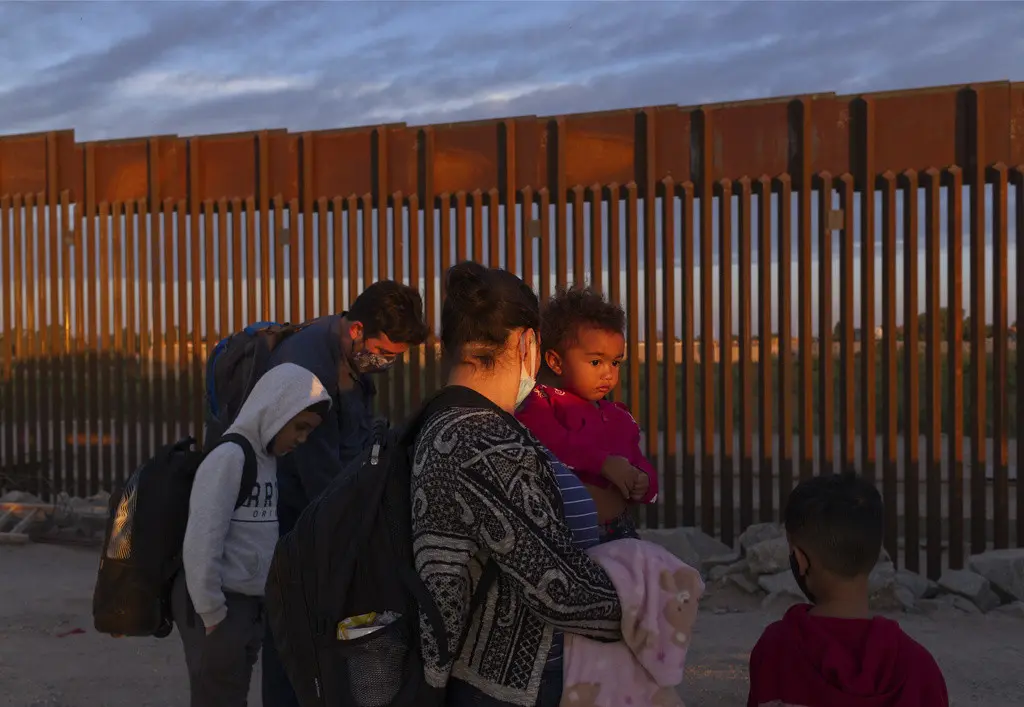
[441,261,540,369]
[348,280,429,345]
[784,471,884,578]
[303,400,331,419]
[541,285,625,356]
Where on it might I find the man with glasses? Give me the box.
[262,280,429,707]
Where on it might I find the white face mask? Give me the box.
[515,331,537,408]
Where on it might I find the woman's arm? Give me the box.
[412,410,622,680]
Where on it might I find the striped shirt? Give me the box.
[541,447,600,668]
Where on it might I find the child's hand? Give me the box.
[601,455,636,498]
[629,469,650,501]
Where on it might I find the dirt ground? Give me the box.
[1,543,1021,707]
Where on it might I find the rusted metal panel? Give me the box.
[431,120,500,197]
[662,178,678,530]
[90,139,150,203]
[190,132,258,202]
[563,109,636,188]
[901,171,921,574]
[817,175,835,473]
[3,81,1020,210]
[1015,168,1024,547]
[265,131,299,202]
[302,128,371,201]
[0,133,48,196]
[150,136,187,204]
[838,175,856,474]
[1010,83,1024,166]
[699,110,716,534]
[679,182,696,527]
[711,99,791,182]
[512,118,546,193]
[881,172,899,564]
[947,166,965,571]
[717,178,734,544]
[968,89,988,556]
[756,176,773,522]
[652,107,691,185]
[990,164,1010,550]
[923,169,943,580]
[737,178,754,531]
[859,99,877,483]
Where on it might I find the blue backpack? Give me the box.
[203,321,307,451]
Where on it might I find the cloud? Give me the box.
[0,1,1020,141]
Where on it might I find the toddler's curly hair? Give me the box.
[541,285,626,355]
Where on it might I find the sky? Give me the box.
[2,0,1022,140]
[1,0,1023,340]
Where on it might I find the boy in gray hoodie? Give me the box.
[172,362,332,707]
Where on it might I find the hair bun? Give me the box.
[445,261,494,315]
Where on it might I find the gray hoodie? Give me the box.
[183,362,332,628]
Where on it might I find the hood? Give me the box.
[226,362,332,455]
[779,604,909,705]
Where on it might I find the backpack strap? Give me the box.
[215,432,259,510]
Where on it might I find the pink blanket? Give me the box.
[562,539,704,707]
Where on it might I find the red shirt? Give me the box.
[515,384,658,504]
[747,604,949,707]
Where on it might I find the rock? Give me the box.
[679,528,735,563]
[870,583,917,612]
[991,601,1024,619]
[728,573,762,595]
[709,559,749,583]
[639,529,700,568]
[868,561,897,593]
[703,552,742,570]
[952,596,982,614]
[640,527,733,568]
[738,523,784,555]
[746,537,791,575]
[917,595,959,616]
[937,569,1003,613]
[758,570,802,597]
[895,570,940,599]
[968,549,1024,602]
[0,490,42,504]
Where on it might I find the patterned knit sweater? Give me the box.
[411,391,623,706]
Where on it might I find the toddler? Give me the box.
[517,286,657,543]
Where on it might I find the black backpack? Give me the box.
[204,320,307,452]
[264,388,498,707]
[92,434,258,638]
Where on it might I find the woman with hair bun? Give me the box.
[411,261,622,706]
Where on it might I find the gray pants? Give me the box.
[171,571,265,707]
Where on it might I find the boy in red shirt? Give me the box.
[747,471,949,707]
[516,286,657,543]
